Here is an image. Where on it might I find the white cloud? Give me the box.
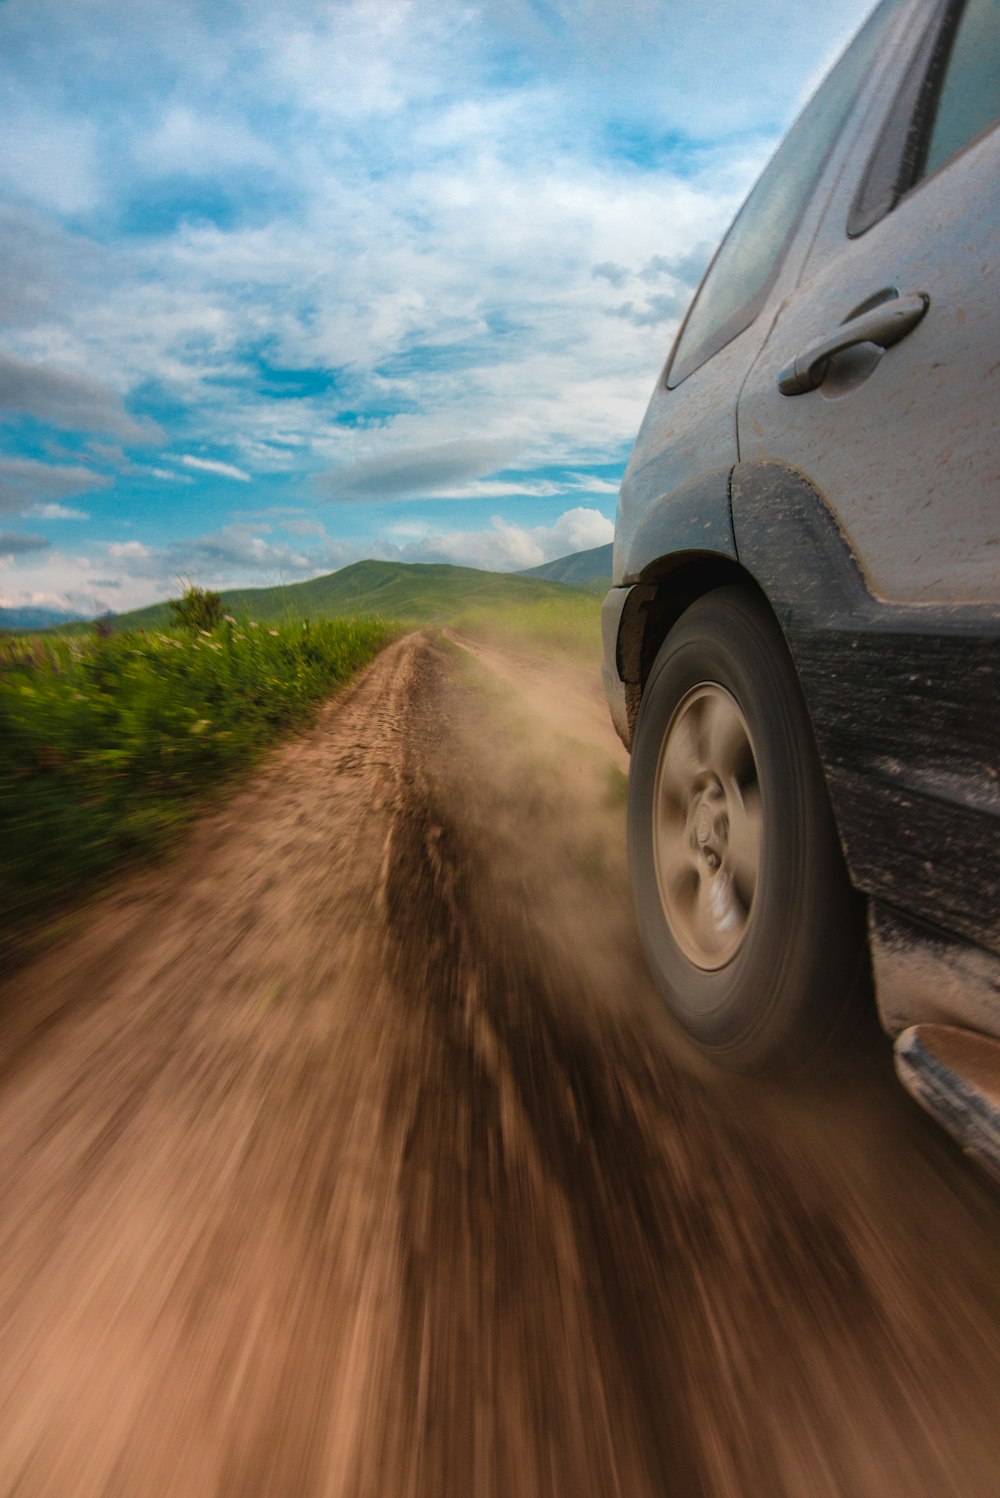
[103,523,354,589]
[144,466,195,483]
[108,540,152,560]
[30,503,90,520]
[566,472,620,495]
[140,106,277,176]
[0,103,101,215]
[0,545,155,615]
[0,0,875,602]
[320,438,518,501]
[180,455,252,482]
[399,505,613,571]
[592,262,630,288]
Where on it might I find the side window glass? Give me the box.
[851,0,1000,236]
[921,0,1000,177]
[667,0,908,387]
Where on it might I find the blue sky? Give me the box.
[0,0,872,614]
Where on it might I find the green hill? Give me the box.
[518,543,612,592]
[97,560,590,633]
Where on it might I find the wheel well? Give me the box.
[621,555,775,741]
[636,555,770,686]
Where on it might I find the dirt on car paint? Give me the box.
[0,630,998,1498]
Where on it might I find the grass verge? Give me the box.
[0,615,394,961]
[452,590,602,660]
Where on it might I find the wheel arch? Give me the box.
[618,552,786,742]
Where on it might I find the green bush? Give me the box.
[168,583,224,632]
[0,615,394,957]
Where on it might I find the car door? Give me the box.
[733,0,1000,1012]
[737,0,1000,603]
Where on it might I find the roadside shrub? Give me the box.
[168,583,224,632]
[0,615,394,958]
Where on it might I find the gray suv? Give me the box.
[602,0,1000,1168]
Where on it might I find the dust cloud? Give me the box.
[0,631,998,1497]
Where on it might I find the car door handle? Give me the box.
[778,291,929,396]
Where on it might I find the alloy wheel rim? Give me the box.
[652,682,762,970]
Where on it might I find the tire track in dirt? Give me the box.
[0,631,998,1497]
[365,637,1000,1498]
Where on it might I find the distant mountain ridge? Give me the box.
[518,543,612,590]
[90,559,594,634]
[0,606,87,632]
[14,550,611,636]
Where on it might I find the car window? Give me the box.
[850,0,999,234]
[921,0,1000,176]
[667,0,910,388]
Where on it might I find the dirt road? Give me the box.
[1,631,998,1498]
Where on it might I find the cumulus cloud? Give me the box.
[0,351,157,443]
[180,455,252,482]
[320,438,518,502]
[30,502,90,520]
[0,456,110,515]
[108,540,152,561]
[398,505,613,571]
[104,523,354,587]
[528,505,615,559]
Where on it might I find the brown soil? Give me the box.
[1,630,998,1498]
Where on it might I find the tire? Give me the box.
[627,585,868,1072]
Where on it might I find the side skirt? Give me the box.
[895,1023,1000,1182]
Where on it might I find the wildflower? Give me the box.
[268,629,279,637]
[223,614,237,625]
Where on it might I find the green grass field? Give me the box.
[453,588,602,659]
[0,615,394,961]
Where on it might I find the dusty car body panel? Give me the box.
[730,461,1000,1037]
[738,111,1000,606]
[615,467,736,586]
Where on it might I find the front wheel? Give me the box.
[627,585,867,1071]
